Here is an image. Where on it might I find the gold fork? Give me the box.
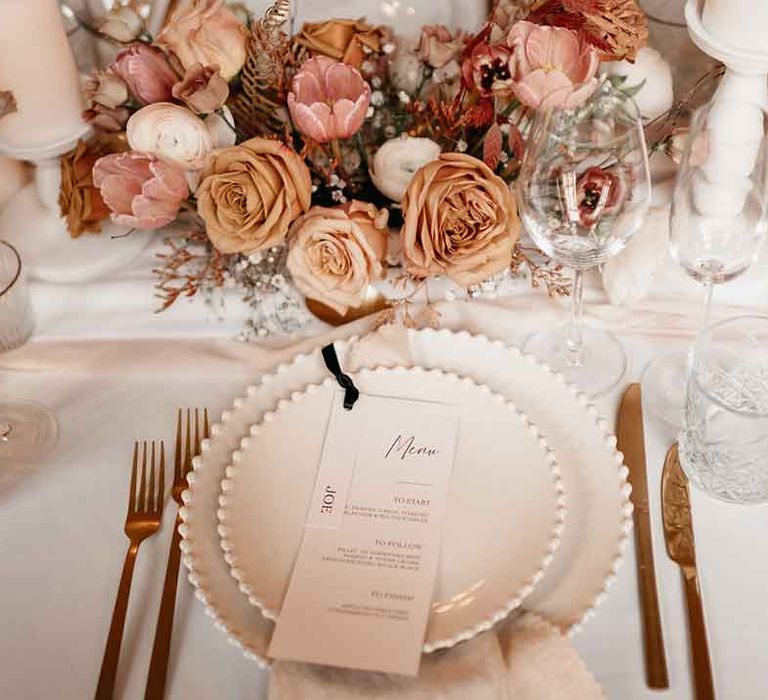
[145,409,208,700]
[95,441,165,700]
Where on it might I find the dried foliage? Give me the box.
[227,0,295,142]
[510,245,571,297]
[374,298,443,331]
[528,0,648,61]
[407,95,495,147]
[644,64,724,153]
[154,229,230,311]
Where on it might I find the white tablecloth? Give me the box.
[2,234,768,700]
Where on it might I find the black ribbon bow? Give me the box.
[322,344,360,410]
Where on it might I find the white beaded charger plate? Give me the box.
[217,367,566,653]
[179,328,632,665]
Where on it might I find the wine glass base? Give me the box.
[523,325,627,398]
[0,401,58,468]
[640,352,689,428]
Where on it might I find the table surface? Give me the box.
[2,233,768,700]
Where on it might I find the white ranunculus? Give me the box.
[127,103,213,171]
[98,6,143,43]
[604,47,673,123]
[204,107,237,149]
[370,136,441,202]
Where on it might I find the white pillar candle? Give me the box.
[0,0,85,153]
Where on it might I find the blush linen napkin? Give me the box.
[267,613,605,700]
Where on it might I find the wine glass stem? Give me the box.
[701,281,714,330]
[567,268,585,367]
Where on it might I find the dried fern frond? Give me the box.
[227,0,294,141]
[261,0,290,31]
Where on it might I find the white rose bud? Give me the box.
[98,6,143,43]
[370,136,441,203]
[127,103,213,171]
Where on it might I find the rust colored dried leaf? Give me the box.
[483,122,503,169]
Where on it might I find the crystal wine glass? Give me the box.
[642,97,768,426]
[0,240,57,468]
[518,82,651,397]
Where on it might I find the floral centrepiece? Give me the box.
[60,0,679,336]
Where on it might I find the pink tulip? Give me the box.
[111,44,178,105]
[93,152,189,230]
[462,42,515,97]
[507,21,599,110]
[287,56,371,144]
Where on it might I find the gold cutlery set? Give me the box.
[95,409,209,700]
[618,384,715,700]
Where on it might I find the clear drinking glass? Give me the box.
[0,240,57,468]
[0,240,32,350]
[679,315,768,504]
[518,82,651,396]
[643,98,768,426]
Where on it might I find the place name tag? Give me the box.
[267,390,459,676]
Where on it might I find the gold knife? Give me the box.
[662,443,716,700]
[617,383,669,689]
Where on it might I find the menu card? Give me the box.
[268,390,459,676]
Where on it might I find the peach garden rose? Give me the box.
[196,137,312,255]
[156,0,248,80]
[287,201,388,314]
[401,153,520,287]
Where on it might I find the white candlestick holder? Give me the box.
[686,0,768,105]
[684,0,768,223]
[0,124,150,284]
